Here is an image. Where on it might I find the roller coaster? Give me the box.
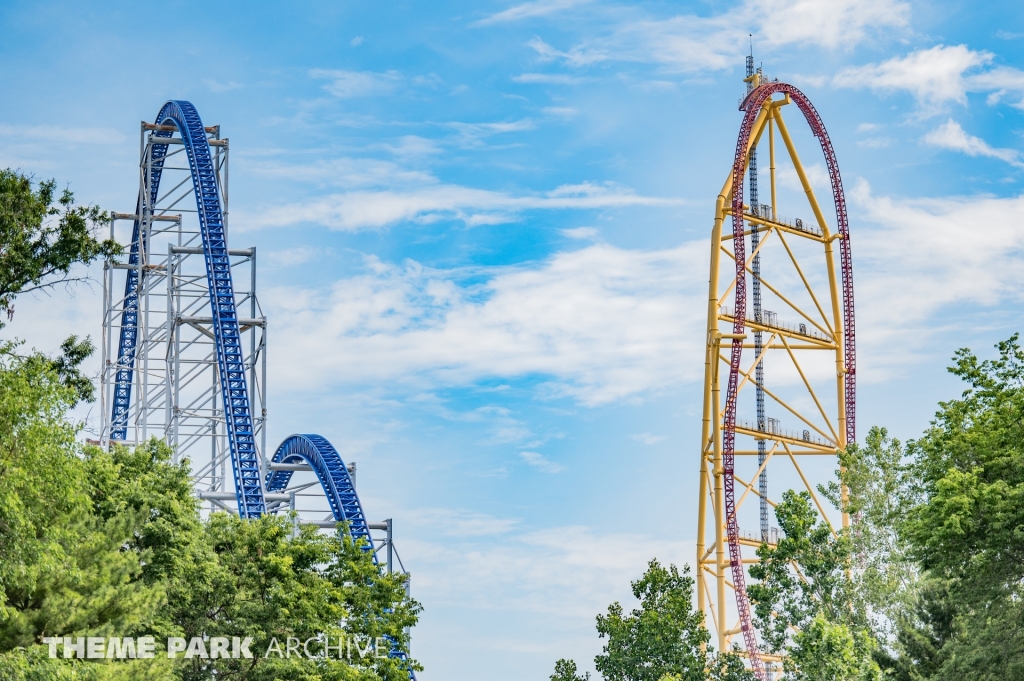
[696,65,856,680]
[97,101,414,675]
[93,65,852,680]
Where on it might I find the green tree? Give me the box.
[831,427,919,633]
[167,513,419,681]
[551,657,590,681]
[895,334,1024,679]
[747,491,882,681]
[0,170,118,324]
[0,342,421,680]
[554,560,752,681]
[0,344,174,679]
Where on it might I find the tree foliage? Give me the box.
[0,170,119,324]
[747,490,881,681]
[752,335,1024,679]
[553,560,752,681]
[0,343,421,680]
[894,334,1024,679]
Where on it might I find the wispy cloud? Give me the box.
[542,106,579,118]
[519,451,565,473]
[248,157,435,188]
[405,508,521,536]
[310,69,402,98]
[517,0,908,74]
[922,119,1024,168]
[755,0,909,49]
[835,45,1024,113]
[264,246,324,268]
[255,181,1024,402]
[203,78,243,93]
[264,242,708,405]
[632,432,666,445]
[0,123,124,145]
[474,0,593,26]
[560,226,599,240]
[851,181,1024,378]
[446,119,537,146]
[513,73,589,85]
[404,521,694,619]
[245,181,681,232]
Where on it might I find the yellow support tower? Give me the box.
[695,73,856,680]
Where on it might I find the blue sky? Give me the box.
[3,0,1024,678]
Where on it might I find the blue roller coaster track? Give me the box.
[108,102,415,676]
[110,100,264,518]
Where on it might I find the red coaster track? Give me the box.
[722,81,856,679]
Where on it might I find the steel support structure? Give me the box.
[99,101,416,678]
[695,76,856,680]
[99,114,269,514]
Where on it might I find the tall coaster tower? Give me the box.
[99,119,269,505]
[695,69,856,679]
[98,102,411,577]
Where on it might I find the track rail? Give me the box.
[266,434,372,547]
[110,131,170,441]
[724,82,856,678]
[107,101,417,679]
[110,101,265,518]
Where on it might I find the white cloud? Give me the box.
[519,451,566,473]
[310,69,402,98]
[446,119,537,147]
[247,157,435,188]
[264,246,323,268]
[256,179,1024,402]
[755,0,909,49]
[404,520,695,618]
[350,36,364,46]
[520,0,907,74]
[858,137,892,149]
[542,106,579,118]
[0,123,124,145]
[264,242,708,405]
[382,135,442,158]
[850,181,1024,377]
[777,163,830,192]
[203,78,242,93]
[474,0,593,26]
[561,226,599,240]
[245,181,680,232]
[406,508,521,536]
[513,73,589,85]
[922,119,1023,168]
[835,45,990,109]
[836,45,1024,113]
[970,66,1024,109]
[632,432,666,445]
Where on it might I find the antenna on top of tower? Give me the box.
[745,35,755,92]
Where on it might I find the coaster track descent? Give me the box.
[696,73,856,679]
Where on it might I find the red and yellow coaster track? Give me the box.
[696,78,856,679]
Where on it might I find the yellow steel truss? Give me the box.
[695,91,849,669]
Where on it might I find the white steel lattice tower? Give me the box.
[99,122,269,511]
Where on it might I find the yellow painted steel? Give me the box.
[696,91,850,673]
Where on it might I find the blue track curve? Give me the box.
[266,434,372,548]
[109,101,265,518]
[109,103,415,678]
[267,435,417,678]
